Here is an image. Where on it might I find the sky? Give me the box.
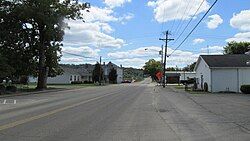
[61,0,250,68]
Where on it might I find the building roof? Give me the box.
[200,54,250,68]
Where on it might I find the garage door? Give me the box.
[212,69,238,92]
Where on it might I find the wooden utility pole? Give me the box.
[99,56,102,85]
[159,31,174,88]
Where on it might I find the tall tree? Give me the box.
[0,0,90,90]
[109,68,117,84]
[183,62,196,71]
[0,53,15,82]
[224,41,250,54]
[143,59,162,80]
[92,63,103,83]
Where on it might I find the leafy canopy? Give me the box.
[224,41,250,54]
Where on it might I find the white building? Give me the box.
[165,71,196,83]
[47,67,89,84]
[194,54,250,93]
[103,62,124,84]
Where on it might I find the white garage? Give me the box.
[194,54,250,93]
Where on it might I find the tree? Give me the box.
[0,0,90,90]
[182,62,196,71]
[0,53,15,82]
[143,59,162,80]
[92,63,103,83]
[109,68,117,84]
[224,41,250,54]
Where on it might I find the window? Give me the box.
[70,75,72,81]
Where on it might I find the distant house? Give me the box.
[103,62,124,84]
[47,66,89,84]
[45,62,124,84]
[194,54,250,93]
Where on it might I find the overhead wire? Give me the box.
[169,0,219,57]
[173,0,205,45]
[172,0,191,35]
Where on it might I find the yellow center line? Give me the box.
[0,93,115,131]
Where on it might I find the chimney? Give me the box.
[120,64,122,68]
[103,62,105,65]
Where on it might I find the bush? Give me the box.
[0,84,5,94]
[240,85,250,94]
[83,81,93,84]
[204,82,208,92]
[6,85,17,93]
[71,81,82,84]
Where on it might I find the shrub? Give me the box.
[71,81,82,84]
[0,84,5,94]
[240,85,250,94]
[83,81,93,84]
[204,82,208,92]
[6,85,17,93]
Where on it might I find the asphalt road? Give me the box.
[0,80,250,141]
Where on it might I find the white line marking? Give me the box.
[14,100,16,104]
[3,100,7,104]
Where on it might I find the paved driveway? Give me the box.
[155,86,250,141]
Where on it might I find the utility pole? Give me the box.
[159,31,174,88]
[99,56,102,85]
[207,45,210,55]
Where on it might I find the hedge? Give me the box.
[240,85,250,94]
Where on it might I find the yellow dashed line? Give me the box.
[0,93,114,131]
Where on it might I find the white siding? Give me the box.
[180,72,196,80]
[196,58,211,91]
[47,72,80,84]
[116,67,123,84]
[211,69,238,92]
[239,68,250,92]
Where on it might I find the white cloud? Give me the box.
[81,6,118,23]
[104,0,131,8]
[193,38,205,44]
[147,0,209,23]
[207,14,223,29]
[230,10,250,31]
[63,5,133,49]
[226,32,250,42]
[200,46,223,54]
[108,46,199,68]
[108,46,162,59]
[116,58,146,68]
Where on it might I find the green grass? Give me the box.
[174,85,185,89]
[14,83,96,92]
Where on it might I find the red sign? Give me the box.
[156,71,163,80]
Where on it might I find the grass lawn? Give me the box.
[14,83,96,92]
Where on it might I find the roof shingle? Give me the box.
[201,54,250,68]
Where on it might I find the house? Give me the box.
[194,54,250,93]
[46,62,124,84]
[165,71,196,83]
[103,62,124,84]
[47,66,87,84]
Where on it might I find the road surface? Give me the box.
[0,80,250,141]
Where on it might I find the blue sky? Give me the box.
[61,0,250,68]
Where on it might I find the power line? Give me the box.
[169,0,218,57]
[62,51,97,60]
[173,0,205,45]
[173,0,192,35]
